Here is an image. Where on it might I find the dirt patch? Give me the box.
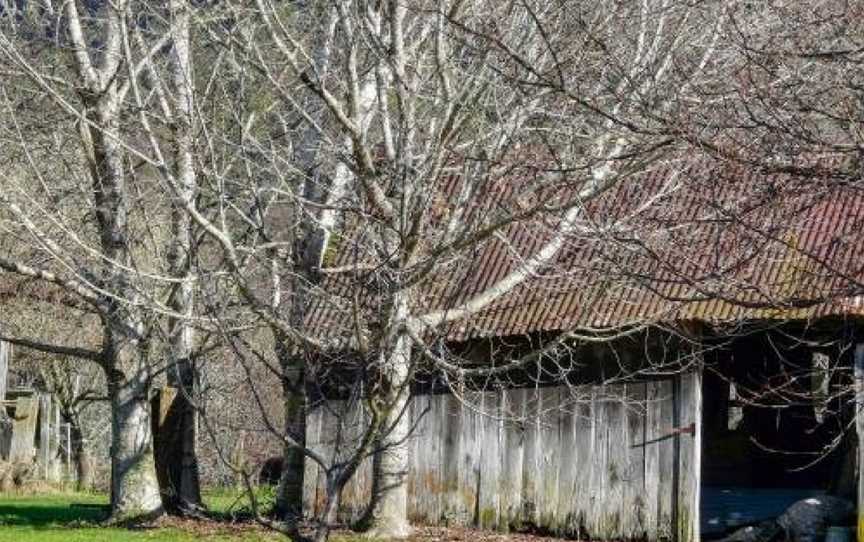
[121,518,584,542]
[127,514,272,536]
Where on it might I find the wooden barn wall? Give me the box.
[8,395,39,462]
[303,371,701,542]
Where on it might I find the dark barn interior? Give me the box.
[700,324,856,537]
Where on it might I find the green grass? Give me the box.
[205,486,278,515]
[0,491,282,542]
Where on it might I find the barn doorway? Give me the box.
[699,328,854,537]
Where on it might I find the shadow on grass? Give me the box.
[0,501,109,528]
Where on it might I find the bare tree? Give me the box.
[173,1,737,538]
[0,0,207,518]
[1,1,859,540]
[1,296,107,491]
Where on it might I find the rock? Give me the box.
[721,519,782,542]
[777,496,854,542]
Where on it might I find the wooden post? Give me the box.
[38,394,52,479]
[0,341,8,403]
[53,403,61,479]
[676,367,702,542]
[65,422,72,481]
[0,341,10,460]
[854,343,864,542]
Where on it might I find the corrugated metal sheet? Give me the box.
[309,157,864,343]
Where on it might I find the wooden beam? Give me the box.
[676,366,703,542]
[854,343,864,542]
[37,393,57,481]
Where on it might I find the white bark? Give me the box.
[164,0,202,512]
[366,301,413,538]
[108,351,163,519]
[415,167,621,330]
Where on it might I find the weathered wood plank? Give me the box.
[571,391,593,538]
[520,386,543,527]
[643,380,662,540]
[302,403,325,516]
[458,392,481,526]
[656,379,676,540]
[0,342,8,403]
[439,393,463,525]
[405,394,422,522]
[0,342,8,461]
[9,395,39,462]
[622,383,647,538]
[602,389,627,540]
[410,393,434,523]
[677,369,702,542]
[428,393,445,523]
[499,388,525,531]
[585,386,607,538]
[555,387,578,536]
[855,344,864,542]
[37,393,54,480]
[477,391,501,530]
[537,388,560,531]
[338,399,370,523]
[308,378,687,540]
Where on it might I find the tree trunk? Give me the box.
[107,364,163,520]
[274,345,306,522]
[365,331,413,538]
[160,381,201,512]
[87,103,162,519]
[152,385,201,513]
[269,32,377,520]
[76,447,94,492]
[313,477,342,542]
[67,412,93,492]
[161,0,203,514]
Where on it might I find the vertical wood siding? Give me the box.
[8,395,39,462]
[305,373,701,541]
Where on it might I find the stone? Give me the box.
[777,496,854,542]
[720,519,782,542]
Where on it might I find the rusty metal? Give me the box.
[310,158,864,343]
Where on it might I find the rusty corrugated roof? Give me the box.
[309,156,864,343]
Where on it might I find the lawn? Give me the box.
[0,491,560,542]
[0,491,283,542]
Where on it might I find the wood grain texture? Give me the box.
[0,342,8,403]
[677,369,702,542]
[9,395,38,462]
[856,344,864,542]
[304,375,700,541]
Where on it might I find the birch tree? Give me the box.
[0,0,205,518]
[160,0,204,513]
[177,0,736,538]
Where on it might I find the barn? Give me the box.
[0,340,65,484]
[301,158,864,542]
